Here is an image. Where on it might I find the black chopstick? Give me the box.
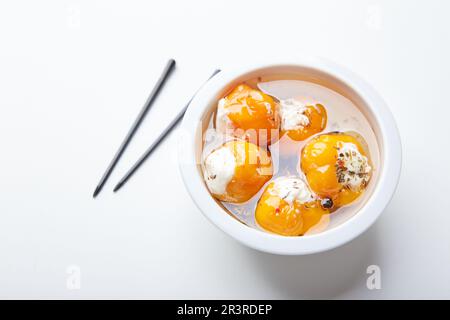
[113,69,221,193]
[93,59,176,198]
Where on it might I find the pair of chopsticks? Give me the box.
[93,59,220,198]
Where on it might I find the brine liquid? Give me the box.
[202,80,380,234]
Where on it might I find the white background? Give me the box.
[0,0,449,299]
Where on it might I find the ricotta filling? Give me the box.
[215,98,234,133]
[269,177,314,205]
[336,143,371,190]
[279,99,310,131]
[203,146,236,195]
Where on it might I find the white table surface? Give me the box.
[1,0,449,299]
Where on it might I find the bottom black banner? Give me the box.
[0,300,447,318]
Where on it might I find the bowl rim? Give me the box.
[178,57,401,255]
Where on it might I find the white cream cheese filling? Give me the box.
[337,143,372,190]
[269,176,315,205]
[279,99,310,131]
[215,98,234,134]
[203,146,236,195]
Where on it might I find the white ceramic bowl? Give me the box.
[178,58,401,255]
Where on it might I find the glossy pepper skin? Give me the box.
[217,84,280,146]
[282,103,327,141]
[301,133,371,208]
[255,181,329,236]
[208,140,273,203]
